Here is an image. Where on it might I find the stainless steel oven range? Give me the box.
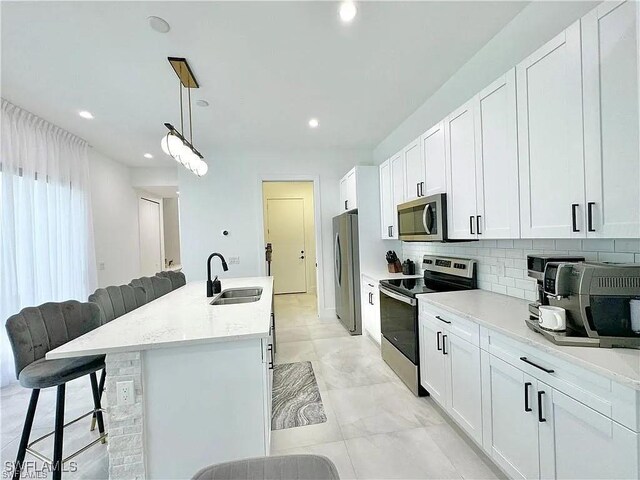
[379,255,477,396]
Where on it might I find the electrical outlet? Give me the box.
[228,256,240,265]
[117,380,135,406]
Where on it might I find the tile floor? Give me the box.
[0,292,502,479]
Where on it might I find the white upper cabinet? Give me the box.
[390,150,405,238]
[445,99,478,240]
[340,167,357,212]
[421,121,447,197]
[475,69,520,238]
[403,137,425,201]
[379,159,395,239]
[517,21,585,238]
[582,0,640,238]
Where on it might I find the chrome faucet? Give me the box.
[207,253,229,297]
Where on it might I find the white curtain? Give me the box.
[0,99,97,386]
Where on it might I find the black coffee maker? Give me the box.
[526,254,584,319]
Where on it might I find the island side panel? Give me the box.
[105,352,146,480]
[143,339,269,479]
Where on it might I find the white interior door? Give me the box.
[266,198,307,294]
[139,197,162,276]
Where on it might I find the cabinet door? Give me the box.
[445,99,478,240]
[346,169,357,211]
[475,69,520,239]
[444,333,482,444]
[361,281,374,340]
[422,122,447,197]
[517,21,585,238]
[390,151,405,239]
[340,176,348,212]
[484,355,540,480]
[538,387,639,480]
[379,160,394,239]
[582,1,640,238]
[418,315,447,406]
[404,137,424,201]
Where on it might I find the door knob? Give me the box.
[300,256,305,259]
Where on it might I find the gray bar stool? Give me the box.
[5,301,107,480]
[156,270,187,290]
[191,455,340,480]
[130,275,172,302]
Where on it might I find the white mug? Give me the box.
[539,306,566,331]
[630,299,640,334]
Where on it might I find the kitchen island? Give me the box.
[47,277,275,480]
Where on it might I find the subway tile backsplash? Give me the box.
[402,239,640,302]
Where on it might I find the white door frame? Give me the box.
[256,175,323,317]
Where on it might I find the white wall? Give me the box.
[404,239,640,301]
[163,197,181,268]
[262,182,316,293]
[373,1,598,164]
[89,150,141,287]
[178,148,372,315]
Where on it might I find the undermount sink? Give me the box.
[210,287,263,305]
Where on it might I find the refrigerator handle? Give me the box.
[334,233,342,285]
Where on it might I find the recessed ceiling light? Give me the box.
[78,110,94,119]
[196,100,210,107]
[148,16,170,34]
[308,118,319,128]
[144,153,154,159]
[339,1,357,23]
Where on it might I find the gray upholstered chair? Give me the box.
[156,270,187,290]
[5,301,107,480]
[130,275,172,302]
[191,455,340,480]
[88,284,147,325]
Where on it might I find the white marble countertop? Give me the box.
[361,271,422,282]
[417,290,640,390]
[47,277,274,359]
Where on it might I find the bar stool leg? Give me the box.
[90,368,106,432]
[89,372,106,442]
[13,389,40,479]
[52,384,65,480]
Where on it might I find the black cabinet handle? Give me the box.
[470,216,475,235]
[524,382,532,412]
[345,200,348,211]
[476,215,482,235]
[587,202,596,232]
[417,183,420,198]
[571,204,579,232]
[442,334,448,355]
[267,344,274,370]
[435,315,451,324]
[369,292,373,305]
[388,226,391,237]
[537,390,546,422]
[520,357,555,374]
[436,331,442,351]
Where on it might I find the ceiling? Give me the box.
[1,1,527,167]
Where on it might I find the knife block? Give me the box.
[388,260,402,273]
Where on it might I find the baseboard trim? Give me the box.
[319,307,336,319]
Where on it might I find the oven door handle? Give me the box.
[379,286,416,306]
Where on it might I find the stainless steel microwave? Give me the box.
[397,193,449,242]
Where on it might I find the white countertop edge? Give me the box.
[418,293,640,390]
[46,330,270,360]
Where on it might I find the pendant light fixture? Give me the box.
[161,57,208,176]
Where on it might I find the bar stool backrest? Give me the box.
[5,301,101,379]
[130,276,172,302]
[88,284,147,325]
[156,271,187,290]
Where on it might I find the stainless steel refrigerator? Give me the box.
[333,212,362,335]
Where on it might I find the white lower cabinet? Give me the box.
[419,310,482,443]
[361,276,381,344]
[419,305,640,480]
